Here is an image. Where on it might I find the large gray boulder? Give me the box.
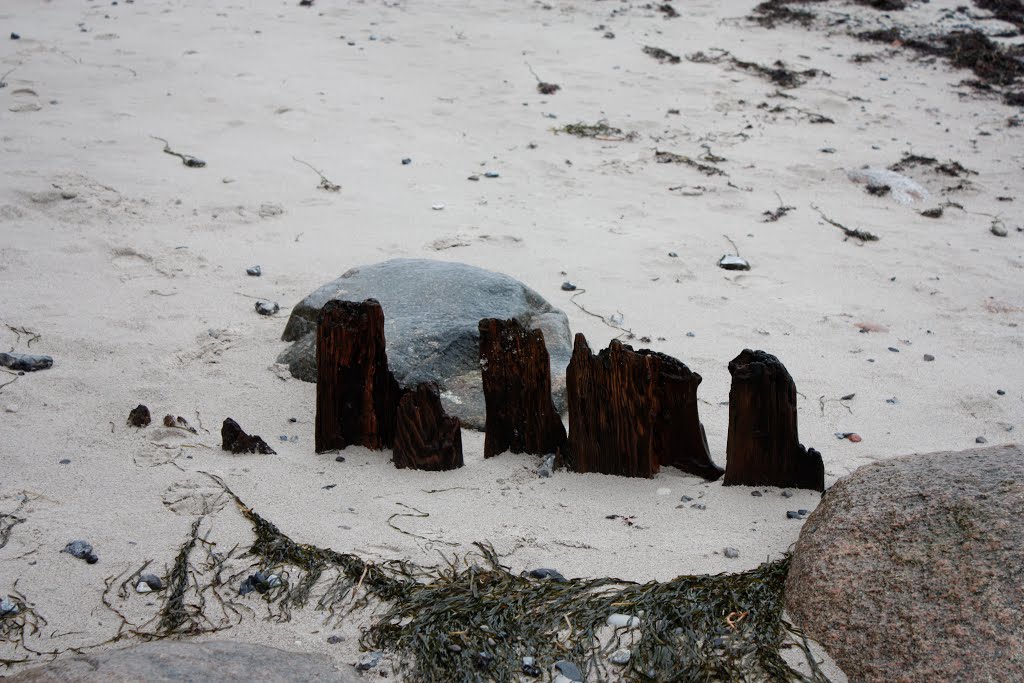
[785,444,1024,683]
[278,259,573,430]
[7,640,360,682]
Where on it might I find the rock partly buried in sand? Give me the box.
[279,259,573,430]
[6,640,360,682]
[785,444,1024,683]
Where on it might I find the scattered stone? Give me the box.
[467,175,480,181]
[62,540,98,564]
[606,613,640,628]
[718,254,750,271]
[781,490,793,498]
[798,509,809,515]
[246,265,262,276]
[355,651,383,671]
[553,661,583,682]
[751,490,762,497]
[326,635,345,644]
[5,404,19,413]
[561,281,577,291]
[888,346,899,353]
[680,495,693,502]
[239,571,281,596]
[996,389,1005,396]
[431,203,445,211]
[10,33,20,40]
[334,455,345,462]
[127,404,151,427]
[0,598,19,617]
[0,352,53,372]
[401,158,411,165]
[820,147,836,153]
[724,547,740,558]
[527,568,566,582]
[59,458,71,465]
[786,510,807,520]
[221,418,276,455]
[991,222,1008,237]
[4,640,358,682]
[668,251,678,257]
[484,171,500,178]
[787,444,1024,682]
[137,574,163,592]
[686,331,695,337]
[255,300,279,316]
[976,436,987,444]
[690,503,706,510]
[279,259,573,430]
[609,649,631,665]
[923,353,935,361]
[521,657,542,677]
[537,454,555,478]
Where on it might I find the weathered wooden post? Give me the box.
[566,334,722,479]
[478,318,568,460]
[723,349,824,491]
[315,299,403,453]
[393,382,464,470]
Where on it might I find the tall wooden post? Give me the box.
[723,349,824,491]
[479,318,568,460]
[315,299,403,453]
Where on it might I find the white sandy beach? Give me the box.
[1,0,1022,679]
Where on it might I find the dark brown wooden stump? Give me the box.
[478,318,568,460]
[393,382,464,470]
[566,334,722,479]
[723,349,824,491]
[222,417,276,455]
[315,299,403,453]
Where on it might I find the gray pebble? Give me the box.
[923,354,935,361]
[554,660,582,682]
[991,222,1008,237]
[724,547,739,558]
[798,509,809,515]
[0,598,19,617]
[327,634,346,644]
[401,158,412,165]
[690,503,706,510]
[786,510,806,520]
[3,404,17,413]
[246,265,261,276]
[976,436,988,444]
[668,251,678,257]
[686,331,695,337]
[0,352,53,372]
[255,300,279,316]
[750,490,762,497]
[888,346,899,353]
[356,651,383,671]
[138,573,163,591]
[996,389,1005,396]
[781,490,793,498]
[59,458,71,465]
[718,254,750,271]
[561,282,577,291]
[609,648,631,665]
[527,567,567,582]
[62,540,98,563]
[680,495,693,502]
[335,455,345,462]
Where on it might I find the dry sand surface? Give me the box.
[1,0,1022,679]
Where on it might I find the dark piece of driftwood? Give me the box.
[723,349,824,491]
[478,318,568,460]
[315,299,403,453]
[393,382,464,471]
[127,404,151,427]
[221,417,276,455]
[566,334,722,479]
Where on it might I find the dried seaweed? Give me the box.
[750,0,826,28]
[687,49,824,88]
[974,0,1024,32]
[812,204,879,242]
[643,45,681,64]
[554,121,637,141]
[889,154,977,177]
[655,150,728,176]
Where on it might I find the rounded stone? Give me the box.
[786,444,1024,683]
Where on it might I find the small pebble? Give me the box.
[289,417,297,422]
[10,33,20,40]
[690,503,706,510]
[0,598,19,617]
[554,661,583,682]
[606,613,640,628]
[246,265,262,276]
[254,300,279,316]
[401,158,411,165]
[59,458,71,465]
[327,634,346,644]
[484,171,500,178]
[976,436,988,444]
[680,495,693,502]
[528,567,567,582]
[991,223,1008,237]
[996,389,1005,396]
[686,331,695,337]
[561,281,577,291]
[847,433,862,443]
[136,574,163,593]
[335,455,345,462]
[718,254,750,271]
[356,651,383,671]
[467,175,480,181]
[786,510,806,520]
[668,251,678,257]
[781,490,793,498]
[750,490,762,497]
[536,454,555,478]
[609,649,631,665]
[431,203,445,210]
[798,509,809,515]
[888,346,899,353]
[923,354,935,361]
[820,147,836,153]
[724,547,739,558]
[4,404,18,413]
[62,540,98,564]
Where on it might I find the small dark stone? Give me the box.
[691,503,706,510]
[668,251,678,257]
[63,540,97,563]
[781,490,793,498]
[127,404,151,427]
[820,147,836,153]
[138,573,163,591]
[467,175,480,181]
[401,158,411,165]
[327,634,345,644]
[527,568,567,582]
[59,458,71,465]
[221,417,276,454]
[751,490,762,497]
[787,510,804,519]
[686,331,695,337]
[289,417,297,422]
[888,347,899,353]
[484,171,500,178]
[246,265,262,276]
[446,644,461,653]
[724,547,740,558]
[680,495,693,502]
[521,662,542,677]
[923,354,935,361]
[921,207,943,219]
[554,660,583,682]
[561,281,577,291]
[996,389,1005,396]
[798,509,809,515]
[976,436,988,444]
[255,300,279,316]
[335,455,346,462]
[0,352,53,372]
[718,254,750,271]
[356,651,384,671]
[10,33,20,40]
